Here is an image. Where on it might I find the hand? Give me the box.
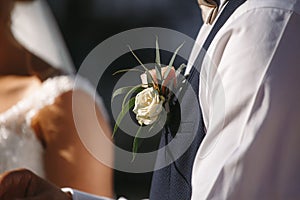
[0,169,72,200]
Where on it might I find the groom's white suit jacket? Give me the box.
[18,0,299,199]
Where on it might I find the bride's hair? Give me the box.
[27,52,65,81]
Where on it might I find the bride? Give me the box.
[0,0,113,198]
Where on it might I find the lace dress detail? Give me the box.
[0,75,105,178]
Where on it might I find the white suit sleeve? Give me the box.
[223,12,300,199]
[192,5,300,200]
[62,188,117,200]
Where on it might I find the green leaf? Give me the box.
[163,67,171,82]
[155,36,161,68]
[155,65,162,82]
[161,72,174,93]
[111,86,136,104]
[122,85,143,110]
[128,45,155,84]
[175,63,187,78]
[112,97,136,138]
[168,42,185,68]
[163,42,185,80]
[113,68,144,76]
[146,73,154,86]
[132,126,143,162]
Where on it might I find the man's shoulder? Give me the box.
[245,0,300,14]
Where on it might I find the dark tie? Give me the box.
[149,0,247,199]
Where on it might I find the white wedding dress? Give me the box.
[0,76,75,177]
[0,74,107,178]
[0,1,104,177]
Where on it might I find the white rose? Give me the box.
[133,87,165,125]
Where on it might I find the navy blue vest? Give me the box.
[150,0,247,199]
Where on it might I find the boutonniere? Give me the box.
[112,38,187,161]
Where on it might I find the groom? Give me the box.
[1,0,300,199]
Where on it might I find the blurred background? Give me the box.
[45,0,203,199]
